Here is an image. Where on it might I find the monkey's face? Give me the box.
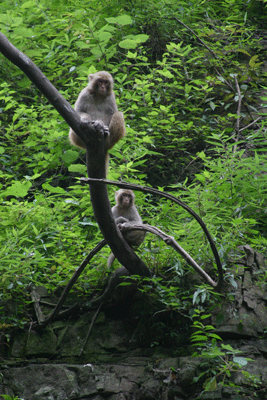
[96,79,110,96]
[120,193,133,208]
[89,72,113,97]
[115,189,135,209]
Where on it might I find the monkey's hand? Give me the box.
[80,116,109,138]
[115,216,129,225]
[93,120,110,139]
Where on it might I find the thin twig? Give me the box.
[174,17,219,60]
[173,17,234,92]
[79,303,102,356]
[239,116,261,132]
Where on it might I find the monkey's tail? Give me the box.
[107,252,116,268]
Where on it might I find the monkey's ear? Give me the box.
[88,74,95,81]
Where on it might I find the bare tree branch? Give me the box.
[44,216,221,320]
[42,240,107,325]
[91,221,220,307]
[82,178,223,291]
[0,33,223,325]
[79,303,103,356]
[120,223,218,287]
[0,32,151,282]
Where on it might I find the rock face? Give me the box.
[1,245,267,399]
[0,360,183,400]
[211,245,267,339]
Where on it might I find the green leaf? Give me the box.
[209,333,222,340]
[119,39,138,49]
[76,41,90,49]
[21,1,36,8]
[127,51,137,59]
[13,27,35,37]
[233,356,248,366]
[134,34,149,43]
[221,344,234,351]
[68,164,87,175]
[62,150,80,164]
[191,335,208,342]
[157,70,174,78]
[3,181,32,198]
[42,183,65,194]
[106,15,132,25]
[97,31,112,42]
[203,376,217,391]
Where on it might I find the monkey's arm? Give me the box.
[74,88,92,114]
[108,111,126,149]
[70,89,110,149]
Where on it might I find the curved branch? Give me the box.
[91,221,220,307]
[42,240,107,325]
[43,218,220,321]
[82,178,223,291]
[0,32,150,279]
[120,223,217,288]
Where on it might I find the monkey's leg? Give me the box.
[108,111,126,149]
[69,128,86,149]
[69,113,93,149]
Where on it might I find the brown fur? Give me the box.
[107,189,146,268]
[69,71,126,166]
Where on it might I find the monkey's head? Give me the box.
[115,189,135,209]
[88,71,113,97]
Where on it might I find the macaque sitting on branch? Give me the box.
[69,71,126,169]
[107,189,146,268]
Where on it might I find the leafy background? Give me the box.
[0,0,267,345]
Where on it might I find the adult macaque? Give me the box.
[69,71,126,169]
[107,189,146,268]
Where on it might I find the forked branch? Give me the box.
[83,178,223,291]
[0,32,151,284]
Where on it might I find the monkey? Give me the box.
[107,189,146,268]
[69,71,126,170]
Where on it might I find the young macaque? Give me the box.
[107,189,146,268]
[69,71,126,169]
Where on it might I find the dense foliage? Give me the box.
[0,0,267,393]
